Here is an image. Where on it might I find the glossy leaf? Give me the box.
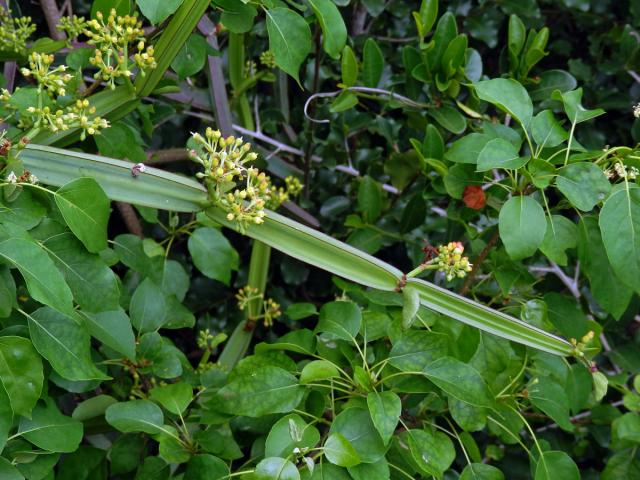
[499,196,547,260]
[329,407,386,463]
[539,215,577,266]
[18,401,83,453]
[316,301,362,341]
[80,309,136,360]
[106,400,165,434]
[556,162,610,212]
[423,356,493,407]
[55,178,110,253]
[27,307,109,381]
[600,184,640,291]
[363,39,384,88]
[474,78,533,127]
[477,138,528,171]
[0,336,43,417]
[308,0,347,59]
[266,8,312,84]
[367,391,401,445]
[137,0,183,24]
[150,382,192,415]
[188,227,239,285]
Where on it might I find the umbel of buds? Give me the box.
[57,9,157,89]
[406,241,473,282]
[21,52,72,97]
[189,128,302,230]
[0,7,35,54]
[235,285,282,327]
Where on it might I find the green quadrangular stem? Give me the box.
[218,241,271,369]
[228,33,255,132]
[21,144,574,357]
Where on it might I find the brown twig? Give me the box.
[460,229,500,296]
[116,202,143,238]
[146,148,190,164]
[39,0,66,40]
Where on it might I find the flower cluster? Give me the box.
[0,7,35,54]
[406,241,473,282]
[604,162,639,181]
[633,103,640,119]
[266,176,304,210]
[235,285,282,327]
[58,9,156,89]
[434,242,473,281]
[189,128,267,227]
[17,96,109,140]
[57,15,88,43]
[259,50,276,69]
[21,52,72,97]
[5,169,38,185]
[571,330,595,358]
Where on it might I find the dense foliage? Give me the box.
[0,0,639,478]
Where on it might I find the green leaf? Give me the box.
[362,39,384,88]
[578,216,632,319]
[330,91,358,113]
[266,8,312,84]
[507,14,526,58]
[358,176,383,222]
[347,458,390,480]
[72,395,117,421]
[184,454,228,480]
[534,451,579,480]
[402,285,420,329]
[423,356,493,407]
[477,138,528,171]
[529,69,577,102]
[551,88,605,124]
[150,382,192,415]
[265,414,321,458]
[91,0,130,18]
[388,330,448,372]
[367,391,401,445]
[130,278,168,333]
[544,292,588,339]
[341,45,358,87]
[613,413,640,443]
[429,105,467,134]
[0,458,23,480]
[188,227,238,285]
[531,110,568,148]
[80,308,136,360]
[316,301,362,341]
[400,194,427,233]
[18,401,83,453]
[0,336,43,417]
[170,34,207,78]
[601,184,640,286]
[94,122,146,162]
[27,307,109,381]
[300,360,340,384]
[308,0,346,59]
[105,400,165,434]
[255,457,300,480]
[529,377,574,431]
[414,0,438,37]
[44,232,120,313]
[539,215,577,266]
[285,303,317,321]
[0,266,16,317]
[0,235,73,313]
[55,178,110,253]
[445,133,492,164]
[329,407,386,463]
[460,463,505,480]
[215,365,303,417]
[556,162,610,212]
[0,188,46,230]
[213,0,257,33]
[474,78,533,127]
[499,196,546,260]
[137,0,183,24]
[324,433,361,467]
[399,428,455,477]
